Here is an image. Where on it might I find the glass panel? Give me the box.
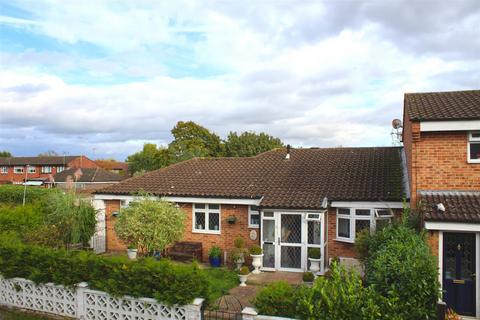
[195,212,205,230]
[263,243,275,268]
[281,214,301,243]
[281,246,301,269]
[469,142,480,160]
[208,204,219,210]
[338,208,350,215]
[338,218,350,238]
[308,221,321,245]
[355,209,371,216]
[306,213,320,220]
[355,219,370,234]
[195,204,205,209]
[263,212,274,217]
[263,220,275,242]
[375,209,392,217]
[208,212,220,231]
[250,214,260,226]
[460,235,474,279]
[250,206,259,211]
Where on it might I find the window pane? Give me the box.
[195,212,205,230]
[250,205,259,211]
[308,221,321,244]
[209,204,220,210]
[338,208,350,215]
[338,218,350,238]
[376,209,392,217]
[355,209,371,216]
[250,213,260,226]
[470,143,480,160]
[281,214,302,243]
[208,212,220,231]
[194,203,205,209]
[263,212,274,218]
[355,219,370,234]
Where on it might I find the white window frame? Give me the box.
[14,166,24,174]
[248,206,260,228]
[41,166,52,174]
[27,166,36,174]
[336,208,393,243]
[57,166,65,173]
[192,203,221,234]
[0,166,7,174]
[468,132,480,163]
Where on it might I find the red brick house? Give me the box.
[94,147,406,274]
[0,155,98,185]
[52,167,123,192]
[402,90,480,317]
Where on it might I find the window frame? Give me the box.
[57,166,65,173]
[41,166,52,174]
[14,166,24,174]
[192,203,221,235]
[336,208,393,243]
[0,166,8,174]
[467,132,480,163]
[248,206,260,228]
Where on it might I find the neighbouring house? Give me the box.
[94,146,407,274]
[51,167,123,192]
[95,159,130,176]
[402,89,480,317]
[0,155,98,186]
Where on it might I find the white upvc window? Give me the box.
[41,166,52,173]
[14,166,24,174]
[248,206,260,228]
[467,132,480,163]
[27,166,36,174]
[193,203,221,234]
[336,208,393,243]
[0,166,7,174]
[57,166,65,173]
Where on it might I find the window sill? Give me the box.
[467,159,480,164]
[248,225,259,229]
[192,230,221,235]
[335,238,355,244]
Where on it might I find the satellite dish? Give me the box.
[392,119,402,129]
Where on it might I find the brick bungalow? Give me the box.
[402,90,480,317]
[0,155,98,185]
[52,167,123,192]
[94,146,406,274]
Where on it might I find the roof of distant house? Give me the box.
[95,159,129,171]
[54,167,123,183]
[0,156,80,166]
[405,90,480,121]
[420,191,480,223]
[96,147,405,209]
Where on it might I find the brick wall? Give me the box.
[327,208,357,260]
[426,230,439,257]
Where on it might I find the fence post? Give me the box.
[76,282,89,319]
[241,307,258,320]
[436,301,446,320]
[185,298,204,320]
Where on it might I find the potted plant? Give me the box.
[308,247,321,274]
[209,246,222,267]
[249,245,263,274]
[238,266,250,287]
[231,237,247,269]
[302,272,314,286]
[127,244,138,260]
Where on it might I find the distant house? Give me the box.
[95,159,129,176]
[52,167,123,192]
[0,155,98,186]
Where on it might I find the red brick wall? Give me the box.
[427,230,439,257]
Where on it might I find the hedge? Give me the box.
[0,185,55,205]
[0,239,210,305]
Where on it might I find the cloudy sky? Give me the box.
[1,0,479,160]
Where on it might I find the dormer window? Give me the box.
[468,132,480,163]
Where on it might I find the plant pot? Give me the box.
[238,274,249,287]
[209,256,221,267]
[250,254,263,274]
[127,249,138,260]
[308,257,321,274]
[234,254,245,269]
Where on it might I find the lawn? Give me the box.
[202,266,239,303]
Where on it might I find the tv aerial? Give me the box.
[391,119,403,146]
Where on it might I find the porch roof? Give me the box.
[95,147,405,210]
[420,191,480,223]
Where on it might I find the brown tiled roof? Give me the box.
[54,168,123,183]
[420,191,480,223]
[95,160,129,171]
[96,147,405,209]
[0,156,79,166]
[405,90,480,121]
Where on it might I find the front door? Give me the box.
[443,232,476,316]
[278,213,303,271]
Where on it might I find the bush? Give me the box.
[302,272,314,282]
[253,281,298,318]
[0,204,44,234]
[114,198,185,255]
[0,241,209,305]
[249,245,262,255]
[361,223,440,319]
[208,246,222,258]
[0,186,54,205]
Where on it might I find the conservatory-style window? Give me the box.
[336,208,393,243]
[193,203,221,234]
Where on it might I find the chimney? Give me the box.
[285,145,291,160]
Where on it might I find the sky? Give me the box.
[0,1,479,160]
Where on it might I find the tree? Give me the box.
[38,150,59,156]
[225,131,283,157]
[168,121,224,162]
[0,150,11,157]
[114,198,186,255]
[126,143,171,174]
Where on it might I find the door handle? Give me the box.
[453,279,465,284]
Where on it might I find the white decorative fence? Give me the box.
[0,277,204,320]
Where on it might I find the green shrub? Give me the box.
[208,246,222,258]
[249,245,262,255]
[302,272,314,282]
[0,241,209,305]
[253,281,298,318]
[362,224,439,319]
[0,204,44,234]
[0,186,54,205]
[238,266,249,275]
